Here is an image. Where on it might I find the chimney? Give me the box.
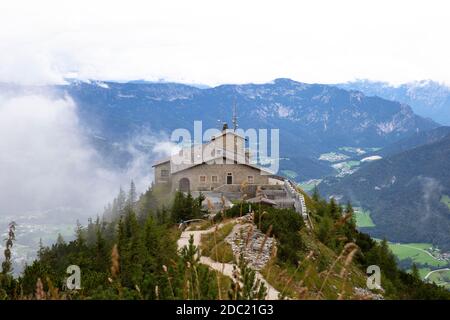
[222,122,228,132]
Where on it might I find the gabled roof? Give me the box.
[152,158,170,167]
[210,129,247,141]
[171,155,274,175]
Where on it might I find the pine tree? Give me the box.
[171,191,186,222]
[127,180,137,210]
[328,197,339,219]
[95,225,108,271]
[75,220,86,248]
[185,192,194,220]
[312,185,320,202]
[140,187,158,218]
[117,187,127,216]
[317,214,333,245]
[118,208,146,288]
[56,233,65,246]
[411,263,421,281]
[229,253,267,300]
[345,201,354,215]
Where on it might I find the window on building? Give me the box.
[227,172,233,184]
[248,175,254,184]
[199,175,207,183]
[211,175,218,183]
[161,169,169,177]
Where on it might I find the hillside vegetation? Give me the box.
[1,183,449,300]
[320,133,450,250]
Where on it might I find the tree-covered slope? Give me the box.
[320,133,450,250]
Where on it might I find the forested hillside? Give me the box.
[1,183,448,300]
[320,133,450,250]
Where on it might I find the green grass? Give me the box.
[387,243,448,267]
[353,207,375,227]
[418,267,432,279]
[427,269,450,289]
[440,195,450,211]
[346,160,361,167]
[298,179,322,192]
[200,222,235,263]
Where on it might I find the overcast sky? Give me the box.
[1,0,449,86]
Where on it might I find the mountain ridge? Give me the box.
[337,79,450,125]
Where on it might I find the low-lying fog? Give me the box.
[0,91,173,274]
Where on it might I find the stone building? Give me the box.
[152,121,309,223]
[152,124,272,194]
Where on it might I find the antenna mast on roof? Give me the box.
[232,97,238,131]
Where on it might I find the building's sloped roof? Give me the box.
[152,130,273,175]
[171,155,274,175]
[152,157,170,167]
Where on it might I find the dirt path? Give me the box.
[177,222,280,300]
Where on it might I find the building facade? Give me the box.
[152,126,271,193]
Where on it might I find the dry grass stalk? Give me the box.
[46,277,60,300]
[280,251,313,299]
[111,244,120,278]
[212,225,222,300]
[207,198,214,212]
[35,278,46,300]
[264,245,278,284]
[244,225,254,248]
[298,286,309,299]
[163,264,176,299]
[334,213,353,229]
[317,242,358,299]
[193,265,201,300]
[256,224,272,262]
[337,248,359,300]
[258,211,267,230]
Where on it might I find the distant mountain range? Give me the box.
[58,79,439,180]
[337,80,450,125]
[2,77,450,256]
[0,78,439,180]
[320,128,450,250]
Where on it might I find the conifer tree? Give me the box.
[411,263,421,281]
[229,253,267,300]
[127,180,137,210]
[171,191,186,222]
[56,233,65,246]
[312,185,320,202]
[117,187,127,216]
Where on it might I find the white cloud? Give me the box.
[0,0,449,85]
[0,93,163,220]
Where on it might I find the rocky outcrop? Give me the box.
[225,220,276,270]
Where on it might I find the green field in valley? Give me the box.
[281,170,298,180]
[441,195,450,210]
[298,179,322,192]
[387,242,448,268]
[372,240,450,287]
[353,207,375,227]
[427,269,450,289]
